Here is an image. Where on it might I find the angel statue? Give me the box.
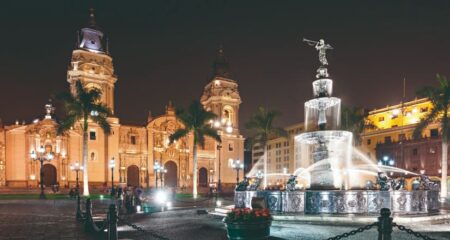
[303,38,333,66]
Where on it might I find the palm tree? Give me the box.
[341,106,376,145]
[169,100,221,199]
[56,80,112,196]
[245,107,287,188]
[413,74,450,200]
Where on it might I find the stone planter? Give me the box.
[223,219,272,240]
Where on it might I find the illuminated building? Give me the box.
[0,10,244,189]
[361,98,448,176]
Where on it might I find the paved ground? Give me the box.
[125,209,450,240]
[0,198,449,240]
[0,200,95,240]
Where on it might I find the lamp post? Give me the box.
[231,159,244,185]
[160,166,167,188]
[216,144,222,193]
[209,169,214,184]
[70,162,83,196]
[154,161,160,188]
[109,157,115,196]
[31,146,54,199]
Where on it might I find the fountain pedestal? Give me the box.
[234,190,440,215]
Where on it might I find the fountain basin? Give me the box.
[234,190,439,215]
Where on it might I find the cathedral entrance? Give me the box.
[43,164,57,187]
[199,167,208,187]
[164,161,177,188]
[127,165,140,187]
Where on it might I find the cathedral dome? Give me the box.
[77,8,107,54]
[212,44,231,79]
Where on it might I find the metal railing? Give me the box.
[326,208,438,240]
[76,195,167,240]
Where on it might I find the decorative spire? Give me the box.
[212,43,231,79]
[166,100,175,114]
[88,8,97,28]
[44,99,55,120]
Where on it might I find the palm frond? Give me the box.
[87,88,102,103]
[92,103,112,116]
[246,106,284,147]
[175,108,192,129]
[270,127,288,139]
[169,128,189,143]
[90,115,111,134]
[413,87,443,139]
[195,131,206,147]
[200,126,222,143]
[57,114,80,135]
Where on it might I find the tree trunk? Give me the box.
[83,117,90,196]
[263,144,267,189]
[441,138,448,200]
[192,144,198,199]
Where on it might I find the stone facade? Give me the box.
[0,11,244,190]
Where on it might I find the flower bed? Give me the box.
[223,208,272,240]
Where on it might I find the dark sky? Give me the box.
[1,0,450,135]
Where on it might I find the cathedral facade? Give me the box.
[0,11,244,191]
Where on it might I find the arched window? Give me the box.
[222,106,233,124]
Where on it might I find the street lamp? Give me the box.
[154,161,161,188]
[256,170,263,179]
[231,159,244,185]
[69,162,83,196]
[159,166,167,188]
[217,144,222,193]
[109,157,115,196]
[30,145,54,199]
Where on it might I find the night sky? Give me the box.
[1,1,450,135]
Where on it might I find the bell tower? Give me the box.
[200,45,241,130]
[200,45,244,187]
[67,8,117,113]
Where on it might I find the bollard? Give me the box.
[378,208,393,240]
[76,195,83,220]
[107,204,118,240]
[84,198,93,232]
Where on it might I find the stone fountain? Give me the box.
[234,38,440,215]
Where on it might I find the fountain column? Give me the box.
[296,39,353,190]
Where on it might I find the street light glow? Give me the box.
[109,157,115,169]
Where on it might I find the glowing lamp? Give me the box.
[155,190,168,204]
[30,151,37,160]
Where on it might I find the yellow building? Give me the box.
[361,98,438,159]
[0,10,244,190]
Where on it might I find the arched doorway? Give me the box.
[127,165,140,187]
[199,167,208,187]
[43,164,57,187]
[164,161,177,188]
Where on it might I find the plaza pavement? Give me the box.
[0,198,449,240]
[0,199,95,240]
